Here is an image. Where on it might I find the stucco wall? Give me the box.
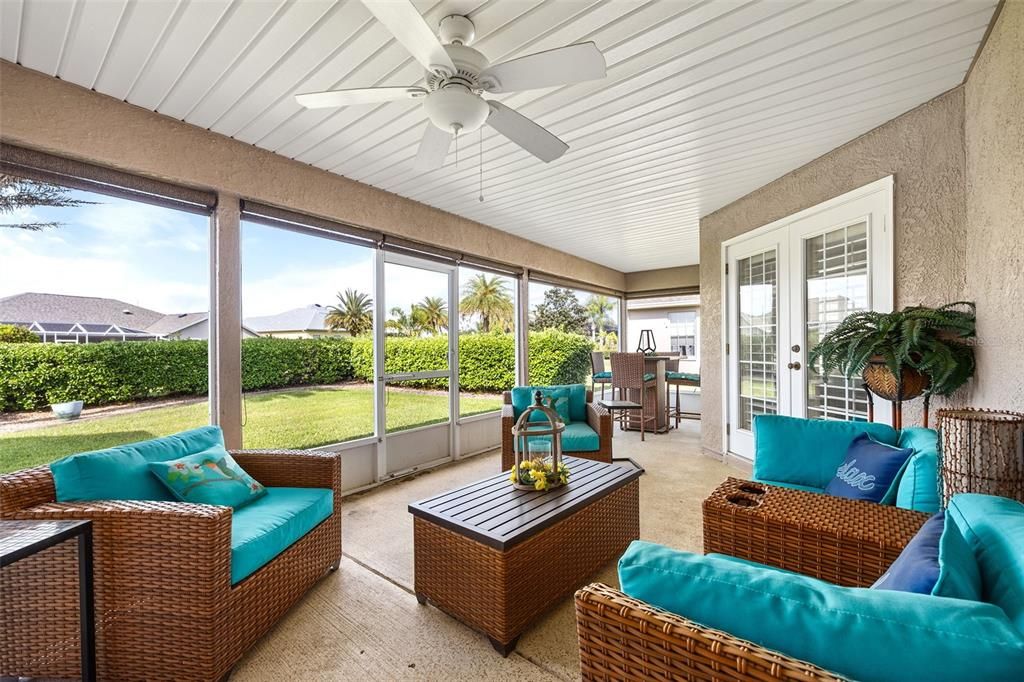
[625,265,700,294]
[0,61,623,292]
[698,88,967,454]
[964,1,1024,411]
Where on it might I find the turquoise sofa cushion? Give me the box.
[50,426,225,502]
[753,415,898,490]
[149,445,267,509]
[618,540,1024,682]
[230,487,333,584]
[947,493,1024,631]
[511,384,586,422]
[895,427,940,512]
[593,371,611,380]
[751,478,824,494]
[526,422,600,453]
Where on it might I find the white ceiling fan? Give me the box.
[295,0,607,171]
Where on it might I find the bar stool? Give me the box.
[665,363,700,427]
[591,352,612,399]
[610,352,657,441]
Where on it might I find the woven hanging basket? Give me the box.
[936,408,1024,505]
[861,360,930,402]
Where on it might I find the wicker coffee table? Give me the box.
[409,456,642,655]
[703,477,930,587]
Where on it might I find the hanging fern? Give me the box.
[807,302,976,396]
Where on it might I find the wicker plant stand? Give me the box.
[703,478,929,587]
[575,583,843,681]
[409,456,642,655]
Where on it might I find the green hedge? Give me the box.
[0,331,592,412]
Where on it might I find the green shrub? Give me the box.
[0,324,40,343]
[0,331,593,412]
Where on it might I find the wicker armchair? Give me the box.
[0,449,341,682]
[501,388,612,470]
[575,583,842,681]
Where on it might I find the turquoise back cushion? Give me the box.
[618,540,1024,682]
[947,493,1024,631]
[753,416,898,489]
[231,487,333,584]
[511,384,586,422]
[895,427,940,512]
[50,426,225,502]
[149,445,267,509]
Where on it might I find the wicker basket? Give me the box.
[937,408,1024,505]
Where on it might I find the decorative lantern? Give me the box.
[510,390,569,491]
[937,408,1024,505]
[637,329,656,354]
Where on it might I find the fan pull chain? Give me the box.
[454,127,459,167]
[479,127,484,202]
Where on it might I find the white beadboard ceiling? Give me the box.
[1,0,998,272]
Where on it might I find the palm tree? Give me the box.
[585,295,615,341]
[416,296,448,334]
[386,306,422,336]
[460,274,513,333]
[324,289,373,336]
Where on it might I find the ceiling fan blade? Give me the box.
[414,123,452,171]
[295,86,426,109]
[360,0,456,75]
[486,101,568,163]
[479,42,606,93]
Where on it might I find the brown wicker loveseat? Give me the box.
[501,387,612,470]
[0,448,341,681]
[575,583,842,681]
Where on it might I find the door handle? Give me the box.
[787,361,802,370]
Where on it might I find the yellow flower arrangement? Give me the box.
[509,457,571,491]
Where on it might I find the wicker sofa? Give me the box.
[0,438,341,681]
[501,385,612,470]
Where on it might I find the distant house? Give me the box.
[626,295,700,374]
[0,292,258,343]
[244,304,342,338]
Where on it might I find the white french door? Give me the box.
[724,178,893,459]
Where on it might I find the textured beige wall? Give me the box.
[624,265,700,294]
[964,1,1024,412]
[699,89,967,454]
[0,61,624,292]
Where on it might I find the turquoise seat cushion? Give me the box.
[666,372,700,384]
[618,540,1024,682]
[511,384,587,422]
[751,478,824,494]
[895,427,940,512]
[230,487,334,584]
[873,512,982,600]
[593,371,612,380]
[149,445,267,509]
[526,422,600,453]
[946,493,1024,631]
[753,415,898,490]
[50,426,225,502]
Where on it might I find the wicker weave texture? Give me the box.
[414,479,639,647]
[501,389,612,470]
[575,583,843,681]
[937,408,1024,504]
[0,449,341,681]
[703,478,927,587]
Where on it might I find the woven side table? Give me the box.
[703,478,929,587]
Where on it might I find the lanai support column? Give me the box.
[210,194,243,448]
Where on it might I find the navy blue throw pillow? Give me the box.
[872,512,943,594]
[823,432,913,503]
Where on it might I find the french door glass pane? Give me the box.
[805,221,870,420]
[737,250,778,430]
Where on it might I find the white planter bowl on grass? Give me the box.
[51,400,84,420]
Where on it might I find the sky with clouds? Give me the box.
[1,188,611,323]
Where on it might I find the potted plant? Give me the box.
[808,302,976,402]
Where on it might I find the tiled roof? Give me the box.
[0,292,166,328]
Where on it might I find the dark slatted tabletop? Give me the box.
[409,456,643,550]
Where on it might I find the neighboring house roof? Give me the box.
[145,312,210,336]
[0,292,166,328]
[244,304,333,333]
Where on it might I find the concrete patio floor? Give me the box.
[233,421,745,680]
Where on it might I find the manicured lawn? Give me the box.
[0,386,501,474]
